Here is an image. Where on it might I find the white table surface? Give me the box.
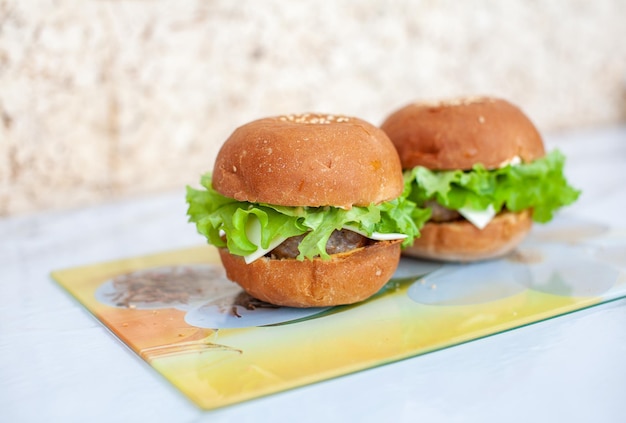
[1,125,625,423]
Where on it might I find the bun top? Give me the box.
[212,113,404,208]
[380,97,546,170]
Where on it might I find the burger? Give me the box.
[380,97,580,262]
[186,113,428,307]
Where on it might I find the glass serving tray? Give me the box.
[52,216,626,410]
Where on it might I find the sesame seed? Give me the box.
[277,113,350,125]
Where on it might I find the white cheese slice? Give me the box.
[499,155,522,167]
[458,204,496,230]
[243,217,288,264]
[343,225,407,241]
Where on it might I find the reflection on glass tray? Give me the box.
[52,216,626,410]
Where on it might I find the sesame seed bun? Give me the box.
[380,97,545,171]
[218,240,402,308]
[211,113,406,307]
[381,97,544,262]
[213,113,404,209]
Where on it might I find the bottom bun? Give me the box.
[403,210,533,262]
[218,240,402,308]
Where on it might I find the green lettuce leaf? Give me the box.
[405,150,580,223]
[186,174,429,261]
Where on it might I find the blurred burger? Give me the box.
[381,97,580,262]
[186,113,428,307]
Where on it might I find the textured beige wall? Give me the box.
[1,0,625,216]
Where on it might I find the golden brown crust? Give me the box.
[380,97,546,170]
[218,240,402,307]
[213,113,404,208]
[402,210,533,262]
